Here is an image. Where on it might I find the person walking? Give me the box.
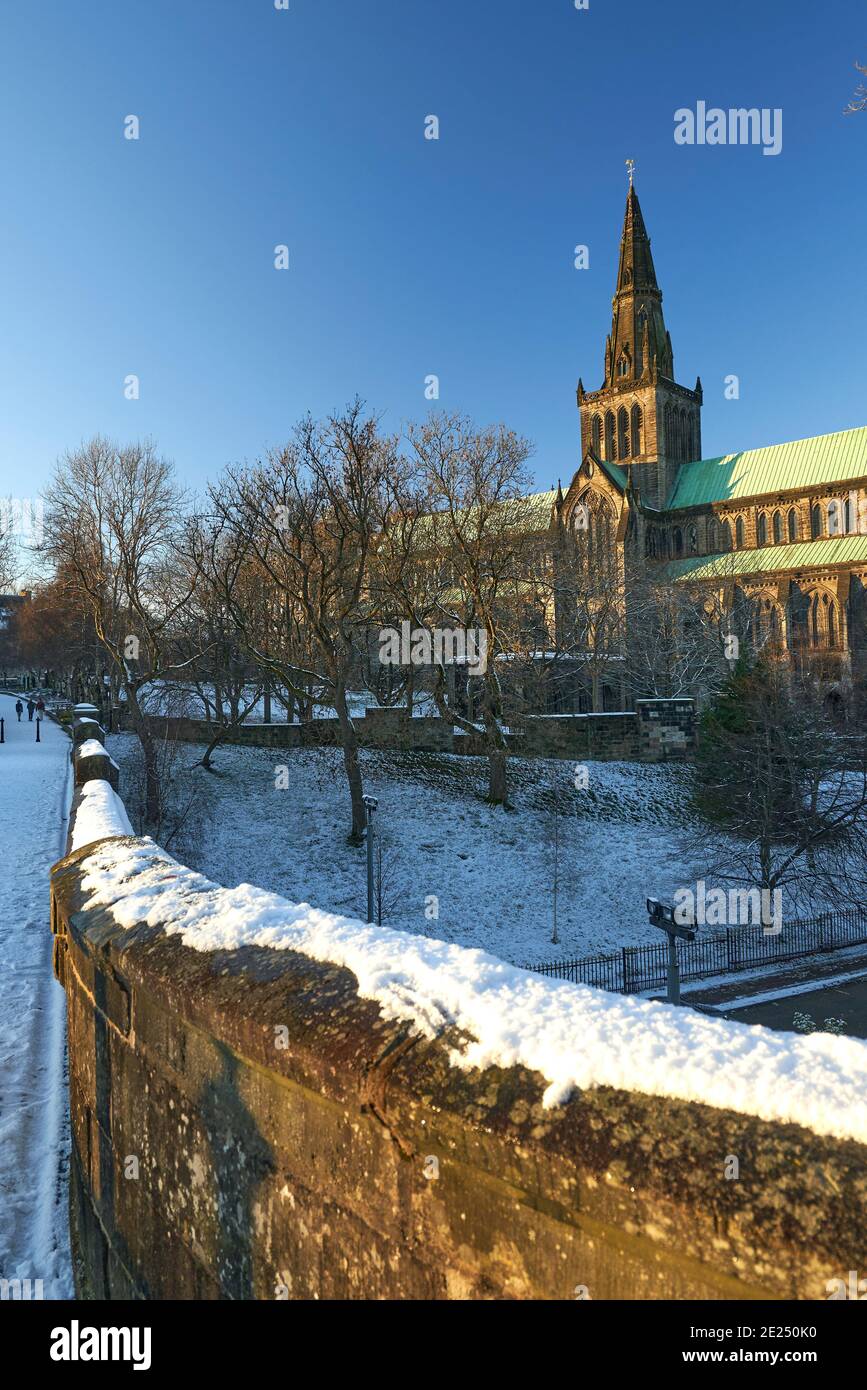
[35,696,45,716]
[26,698,34,721]
[15,700,23,721]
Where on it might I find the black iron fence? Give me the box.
[525,908,867,995]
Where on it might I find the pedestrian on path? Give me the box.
[36,697,45,716]
[26,698,34,721]
[15,700,23,721]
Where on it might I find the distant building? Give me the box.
[549,183,866,714]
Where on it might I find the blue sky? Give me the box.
[0,0,864,502]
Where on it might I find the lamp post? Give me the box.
[363,794,378,924]
[647,898,696,1005]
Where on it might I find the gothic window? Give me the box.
[591,414,602,454]
[688,525,698,554]
[757,513,768,546]
[828,597,837,648]
[617,406,630,459]
[787,508,798,542]
[574,491,615,575]
[631,403,643,455]
[772,510,783,545]
[707,519,717,552]
[673,527,683,557]
[617,352,630,379]
[811,503,822,539]
[664,404,673,455]
[735,517,745,549]
[844,494,854,533]
[604,411,616,461]
[720,520,732,552]
[827,499,842,536]
[810,593,820,647]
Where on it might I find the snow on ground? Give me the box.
[107,733,719,964]
[0,694,73,1297]
[74,831,867,1145]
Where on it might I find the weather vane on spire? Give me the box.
[626,158,635,188]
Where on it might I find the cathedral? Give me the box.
[546,181,867,716]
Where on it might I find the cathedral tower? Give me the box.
[577,178,702,508]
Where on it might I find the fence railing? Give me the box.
[525,908,867,995]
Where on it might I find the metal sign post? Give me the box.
[647,898,696,1005]
[363,794,378,924]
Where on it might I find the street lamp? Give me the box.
[647,897,696,1005]
[363,794,378,924]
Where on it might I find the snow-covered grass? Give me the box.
[106,733,712,964]
[74,831,867,1144]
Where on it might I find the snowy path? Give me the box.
[0,695,72,1297]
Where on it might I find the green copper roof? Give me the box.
[665,426,867,511]
[598,457,629,491]
[668,533,867,583]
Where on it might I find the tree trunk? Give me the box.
[127,687,160,826]
[198,725,225,771]
[334,684,366,844]
[488,747,509,806]
[591,669,602,713]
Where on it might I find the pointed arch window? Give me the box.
[673,527,683,558]
[631,404,642,456]
[787,508,798,542]
[617,406,630,459]
[735,517,745,549]
[604,412,616,461]
[811,503,822,539]
[591,414,602,454]
[772,510,783,545]
[720,520,732,552]
[757,513,768,546]
[828,499,842,536]
[844,494,854,533]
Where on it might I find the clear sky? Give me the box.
[0,0,864,504]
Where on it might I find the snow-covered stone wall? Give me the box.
[119,697,697,763]
[50,725,867,1301]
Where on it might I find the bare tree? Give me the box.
[696,658,867,911]
[210,400,404,843]
[0,507,15,594]
[168,516,266,769]
[381,412,540,807]
[41,437,196,825]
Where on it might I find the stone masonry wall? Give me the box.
[119,699,695,764]
[52,720,867,1301]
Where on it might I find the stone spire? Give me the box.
[605,183,673,386]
